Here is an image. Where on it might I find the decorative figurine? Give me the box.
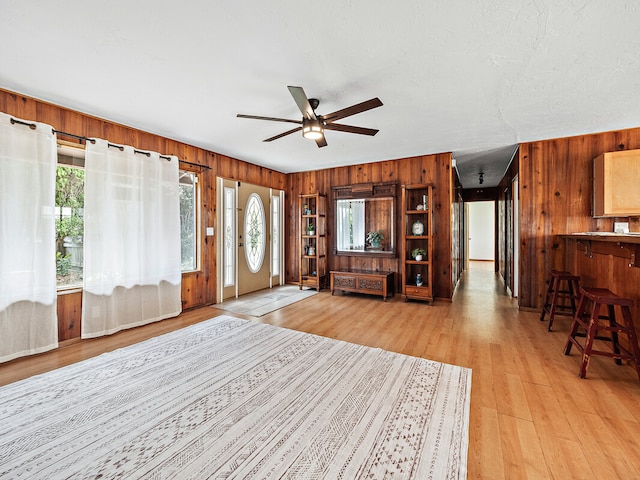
[412,220,424,235]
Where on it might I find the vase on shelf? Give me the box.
[415,273,423,286]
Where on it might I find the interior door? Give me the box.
[237,183,271,295]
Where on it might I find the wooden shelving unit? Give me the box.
[401,184,434,303]
[299,193,327,291]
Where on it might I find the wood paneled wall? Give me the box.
[285,153,456,300]
[7,87,640,343]
[518,127,640,312]
[1,89,286,341]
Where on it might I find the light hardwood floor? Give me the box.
[2,262,640,479]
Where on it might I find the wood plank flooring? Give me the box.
[2,262,640,479]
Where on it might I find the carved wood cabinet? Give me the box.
[329,270,394,301]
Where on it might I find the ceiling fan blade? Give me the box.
[287,86,317,120]
[322,98,383,123]
[237,114,301,125]
[315,136,328,148]
[263,126,302,142]
[324,123,379,136]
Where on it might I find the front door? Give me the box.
[237,183,271,296]
[218,179,283,301]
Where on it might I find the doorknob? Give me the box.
[239,243,244,247]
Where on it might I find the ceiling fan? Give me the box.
[237,86,383,148]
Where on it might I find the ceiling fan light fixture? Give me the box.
[302,118,324,140]
[237,86,382,148]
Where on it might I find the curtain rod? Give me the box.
[9,117,212,170]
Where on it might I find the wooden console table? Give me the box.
[329,270,394,301]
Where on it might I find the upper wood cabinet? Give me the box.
[593,149,640,217]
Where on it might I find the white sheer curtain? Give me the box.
[351,200,365,250]
[336,200,351,251]
[82,139,182,338]
[0,112,58,363]
[336,200,365,250]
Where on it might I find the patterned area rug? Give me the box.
[215,284,318,316]
[0,315,471,479]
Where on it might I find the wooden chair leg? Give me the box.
[621,306,640,382]
[579,302,601,378]
[564,293,586,355]
[607,304,623,366]
[547,278,562,331]
[568,280,578,314]
[540,277,554,323]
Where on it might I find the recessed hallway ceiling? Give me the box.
[2,1,640,187]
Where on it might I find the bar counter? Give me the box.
[560,233,640,268]
[560,232,640,336]
[562,232,640,244]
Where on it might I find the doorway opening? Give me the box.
[466,201,495,271]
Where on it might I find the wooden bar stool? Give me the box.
[539,270,581,331]
[564,287,640,380]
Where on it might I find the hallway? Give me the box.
[459,260,510,307]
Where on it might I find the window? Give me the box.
[179,171,198,272]
[244,193,265,273]
[54,144,199,289]
[272,195,280,276]
[223,187,235,286]
[336,199,365,251]
[55,145,85,289]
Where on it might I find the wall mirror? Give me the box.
[332,182,396,257]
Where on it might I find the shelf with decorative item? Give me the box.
[299,193,327,291]
[411,247,427,261]
[412,220,425,234]
[401,184,434,303]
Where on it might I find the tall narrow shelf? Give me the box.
[299,193,327,291]
[401,184,434,303]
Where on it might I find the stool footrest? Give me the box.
[567,338,636,361]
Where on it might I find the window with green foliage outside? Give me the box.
[179,171,198,272]
[54,145,200,289]
[55,165,85,288]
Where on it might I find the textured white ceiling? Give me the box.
[2,1,640,187]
